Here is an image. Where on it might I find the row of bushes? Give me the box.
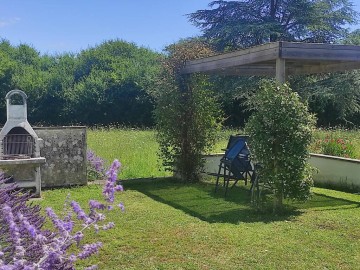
[0,39,161,126]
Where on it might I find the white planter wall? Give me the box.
[202,153,223,175]
[202,153,360,191]
[309,153,360,190]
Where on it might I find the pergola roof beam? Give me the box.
[181,41,360,78]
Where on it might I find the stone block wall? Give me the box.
[34,126,87,187]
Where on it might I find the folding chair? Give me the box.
[215,135,256,196]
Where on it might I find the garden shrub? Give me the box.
[154,40,223,182]
[245,80,316,212]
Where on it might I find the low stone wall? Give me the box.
[202,153,360,191]
[34,127,87,188]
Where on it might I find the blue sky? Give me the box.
[1,0,360,55]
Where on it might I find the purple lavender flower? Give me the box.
[89,200,106,210]
[77,242,102,259]
[102,222,115,230]
[73,231,84,245]
[87,150,106,179]
[114,185,124,192]
[17,213,37,238]
[103,159,122,203]
[118,203,125,212]
[70,201,92,224]
[46,207,73,234]
[0,177,51,267]
[1,205,21,245]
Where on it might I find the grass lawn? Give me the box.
[37,128,360,269]
[39,178,360,269]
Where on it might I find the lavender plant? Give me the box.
[87,150,106,181]
[0,159,123,270]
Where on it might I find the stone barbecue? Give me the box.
[0,89,46,196]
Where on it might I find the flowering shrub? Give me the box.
[0,159,123,270]
[245,81,315,212]
[315,136,356,158]
[87,150,106,181]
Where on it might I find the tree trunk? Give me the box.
[179,74,198,182]
[273,189,283,213]
[273,140,283,212]
[269,0,278,42]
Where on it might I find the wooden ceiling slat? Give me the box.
[183,48,278,74]
[288,62,360,76]
[281,42,360,51]
[282,48,360,61]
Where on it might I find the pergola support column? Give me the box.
[276,58,286,83]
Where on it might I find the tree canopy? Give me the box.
[188,0,358,51]
[0,39,161,126]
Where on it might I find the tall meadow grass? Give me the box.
[88,127,360,180]
[87,128,170,179]
[310,128,360,158]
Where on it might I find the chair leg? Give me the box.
[224,167,234,196]
[215,163,223,193]
[224,174,230,196]
[223,167,227,187]
[244,171,248,186]
[231,178,239,189]
[250,171,256,192]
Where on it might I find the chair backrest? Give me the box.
[223,135,253,179]
[224,138,246,161]
[225,135,251,156]
[226,135,249,149]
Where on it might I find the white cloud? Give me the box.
[0,17,20,28]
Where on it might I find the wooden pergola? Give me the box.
[181,41,360,82]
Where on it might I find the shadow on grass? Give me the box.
[123,177,359,224]
[291,193,360,211]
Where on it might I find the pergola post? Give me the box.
[276,58,286,83]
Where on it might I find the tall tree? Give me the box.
[343,28,360,45]
[287,29,360,127]
[188,0,358,51]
